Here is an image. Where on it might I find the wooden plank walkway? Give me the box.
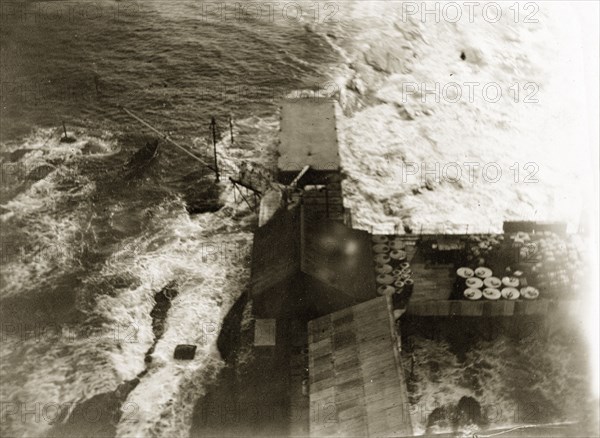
[308,297,412,437]
[407,298,581,317]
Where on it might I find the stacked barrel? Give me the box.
[456,265,539,301]
[465,234,503,267]
[372,235,413,310]
[514,231,582,298]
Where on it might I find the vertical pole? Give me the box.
[229,114,234,145]
[325,186,329,218]
[62,121,68,139]
[210,116,220,182]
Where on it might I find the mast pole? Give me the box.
[211,116,220,182]
[121,106,215,171]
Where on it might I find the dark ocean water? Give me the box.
[0,2,341,436]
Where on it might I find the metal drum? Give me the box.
[374,253,391,265]
[392,288,404,308]
[465,277,483,289]
[372,235,389,244]
[482,288,501,300]
[475,267,493,278]
[404,279,414,295]
[375,265,392,274]
[464,288,482,300]
[376,274,394,285]
[501,276,519,288]
[483,277,502,289]
[372,243,390,254]
[375,264,393,275]
[389,238,406,250]
[456,267,475,279]
[390,250,407,262]
[520,286,540,300]
[501,287,520,300]
[400,262,410,270]
[394,279,405,289]
[392,268,403,277]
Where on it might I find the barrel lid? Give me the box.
[377,285,395,296]
[464,288,482,300]
[483,276,502,288]
[374,253,390,264]
[501,276,519,287]
[465,277,484,288]
[501,287,520,300]
[475,267,493,278]
[456,267,474,278]
[372,235,389,243]
[520,286,540,300]
[376,274,394,285]
[483,288,501,300]
[375,264,393,274]
[373,243,390,254]
[390,249,407,260]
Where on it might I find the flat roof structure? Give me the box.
[278,99,340,174]
[307,297,412,437]
[251,206,377,319]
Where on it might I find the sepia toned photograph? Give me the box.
[1,1,598,437]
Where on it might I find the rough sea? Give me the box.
[1,1,597,437]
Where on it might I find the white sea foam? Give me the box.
[0,173,96,296]
[314,2,592,234]
[104,197,253,437]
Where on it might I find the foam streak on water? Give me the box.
[102,201,253,437]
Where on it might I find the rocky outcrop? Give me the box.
[426,396,485,433]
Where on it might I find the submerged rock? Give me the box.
[146,283,179,363]
[426,396,485,434]
[455,396,484,428]
[27,165,55,181]
[426,406,453,431]
[59,135,77,144]
[81,140,107,155]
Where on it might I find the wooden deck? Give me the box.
[407,298,582,316]
[278,99,340,176]
[307,297,412,437]
[369,234,454,302]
